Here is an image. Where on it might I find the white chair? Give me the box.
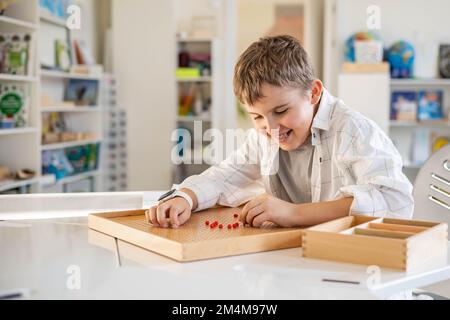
[413,144,450,299]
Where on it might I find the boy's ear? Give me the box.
[310,79,324,105]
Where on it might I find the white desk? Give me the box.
[0,192,449,299]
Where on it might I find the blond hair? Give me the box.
[233,35,315,105]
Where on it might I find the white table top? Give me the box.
[1,192,449,299]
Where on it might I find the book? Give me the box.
[438,44,450,78]
[417,90,444,121]
[0,33,32,76]
[391,91,417,121]
[0,82,28,129]
[64,79,99,106]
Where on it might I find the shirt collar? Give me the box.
[311,88,335,132]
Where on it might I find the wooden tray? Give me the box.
[88,206,303,262]
[302,215,448,270]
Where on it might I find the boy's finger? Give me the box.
[246,204,264,226]
[169,206,181,228]
[241,198,262,221]
[252,212,269,228]
[177,209,191,225]
[156,203,170,227]
[149,206,159,226]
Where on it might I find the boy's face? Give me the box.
[245,80,323,151]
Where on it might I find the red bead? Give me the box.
[219,224,223,229]
[233,223,238,229]
[205,220,210,226]
[227,224,232,229]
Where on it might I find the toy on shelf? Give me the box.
[178,83,209,117]
[0,165,11,182]
[176,41,212,78]
[344,31,382,63]
[176,68,200,79]
[0,82,28,129]
[0,165,35,183]
[15,169,36,180]
[432,136,450,153]
[387,40,415,79]
[178,43,190,68]
[41,111,96,144]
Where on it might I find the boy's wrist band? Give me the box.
[157,189,193,210]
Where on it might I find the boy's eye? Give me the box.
[274,109,287,115]
[253,115,262,120]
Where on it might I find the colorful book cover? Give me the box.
[64,79,99,106]
[390,91,417,121]
[417,90,444,121]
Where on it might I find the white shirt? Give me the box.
[179,88,414,219]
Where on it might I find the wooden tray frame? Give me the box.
[88,208,303,262]
[302,215,448,270]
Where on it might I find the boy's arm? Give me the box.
[335,118,414,219]
[178,129,264,212]
[240,192,353,227]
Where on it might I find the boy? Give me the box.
[147,35,413,228]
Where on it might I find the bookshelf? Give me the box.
[173,36,220,183]
[0,0,40,194]
[38,5,103,193]
[0,0,103,194]
[389,78,450,182]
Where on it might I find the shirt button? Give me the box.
[313,133,316,138]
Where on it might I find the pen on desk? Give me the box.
[0,288,31,300]
[322,278,360,285]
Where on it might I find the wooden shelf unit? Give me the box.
[173,37,219,184]
[0,0,104,194]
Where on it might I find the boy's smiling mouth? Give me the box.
[277,129,293,143]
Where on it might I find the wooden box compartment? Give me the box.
[302,215,448,270]
[88,207,303,262]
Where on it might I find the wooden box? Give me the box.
[88,207,303,262]
[302,215,448,270]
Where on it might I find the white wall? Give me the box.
[237,0,323,77]
[112,0,176,190]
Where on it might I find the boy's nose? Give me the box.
[264,120,279,137]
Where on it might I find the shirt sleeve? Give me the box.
[178,129,264,211]
[334,118,414,219]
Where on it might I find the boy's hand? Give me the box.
[240,193,298,227]
[146,197,192,228]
